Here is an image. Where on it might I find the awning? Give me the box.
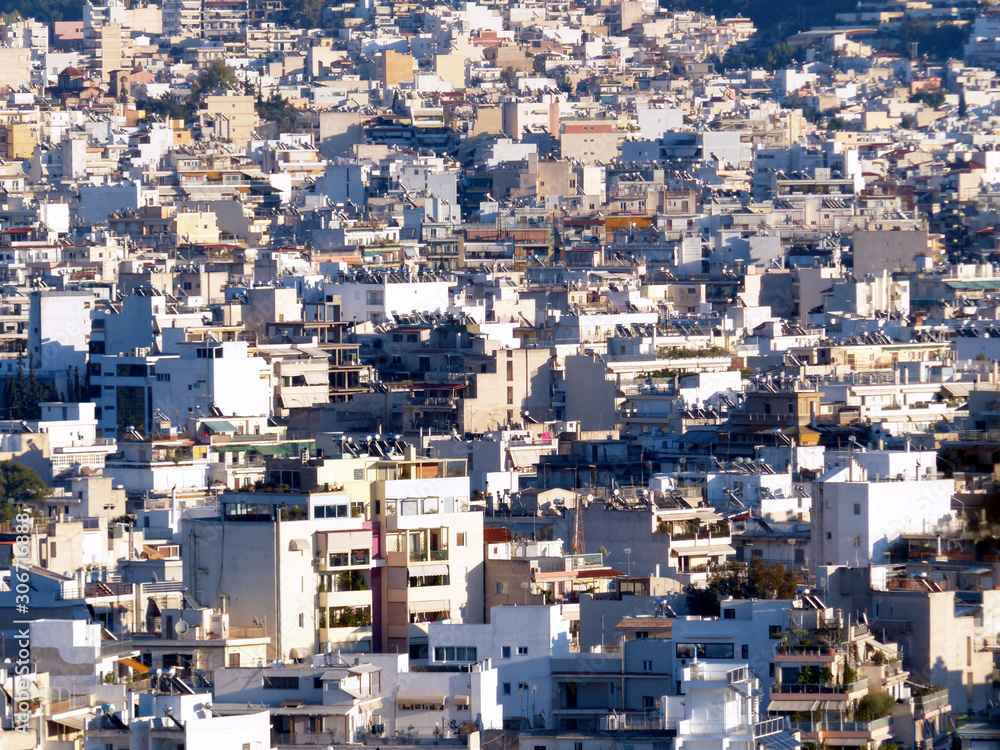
[768,700,820,712]
[201,420,237,433]
[289,539,310,552]
[118,657,150,674]
[396,694,446,707]
[408,599,449,614]
[818,699,848,711]
[273,704,355,716]
[279,393,313,409]
[323,529,372,551]
[508,448,543,469]
[454,695,470,706]
[253,444,291,456]
[408,564,449,577]
[672,544,735,558]
[50,712,91,731]
[303,370,328,386]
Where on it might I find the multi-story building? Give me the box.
[162,0,202,38]
[373,452,483,654]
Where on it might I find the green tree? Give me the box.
[909,89,945,109]
[256,94,300,133]
[282,0,324,27]
[1,358,58,420]
[0,461,50,520]
[137,94,196,124]
[746,557,798,599]
[191,60,239,101]
[686,559,798,615]
[855,691,896,721]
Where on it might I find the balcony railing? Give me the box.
[100,638,136,657]
[753,718,787,737]
[788,716,891,734]
[775,645,842,657]
[774,679,868,695]
[914,688,950,715]
[410,549,448,563]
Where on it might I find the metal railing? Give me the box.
[914,688,950,714]
[774,679,868,694]
[753,718,786,737]
[100,638,136,657]
[788,716,891,733]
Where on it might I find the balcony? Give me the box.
[788,716,891,735]
[773,679,868,696]
[775,645,841,663]
[409,549,448,563]
[914,688,950,719]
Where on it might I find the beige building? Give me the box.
[560,119,620,163]
[200,95,258,146]
[378,50,414,87]
[0,48,31,90]
[435,51,466,89]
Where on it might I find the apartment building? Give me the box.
[373,453,483,654]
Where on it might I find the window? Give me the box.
[723,609,735,619]
[502,646,511,659]
[502,683,511,695]
[434,646,477,662]
[676,643,735,659]
[263,675,299,690]
[517,646,529,655]
[769,663,775,677]
[507,386,514,405]
[518,683,529,693]
[574,743,583,750]
[769,626,783,639]
[353,468,364,481]
[854,536,862,548]
[641,660,653,672]
[496,582,509,595]
[826,532,832,540]
[854,503,861,515]
[456,533,467,547]
[641,696,655,709]
[298,613,305,628]
[741,644,749,659]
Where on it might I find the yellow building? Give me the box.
[173,211,220,246]
[0,121,37,160]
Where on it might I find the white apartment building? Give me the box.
[425,605,573,729]
[85,691,270,750]
[323,273,454,325]
[93,339,271,438]
[810,458,954,569]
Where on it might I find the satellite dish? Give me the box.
[174,620,189,635]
